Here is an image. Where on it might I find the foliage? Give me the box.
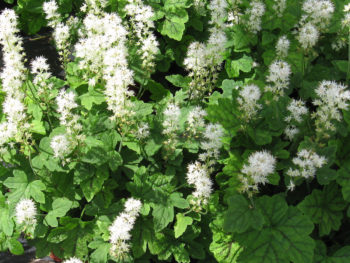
[1,0,350,262]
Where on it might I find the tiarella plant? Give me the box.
[0,0,350,263]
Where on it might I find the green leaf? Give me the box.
[164,0,191,10]
[229,55,253,78]
[316,167,338,185]
[161,10,188,41]
[152,204,174,232]
[298,183,346,236]
[223,195,264,234]
[174,213,193,238]
[165,74,191,88]
[170,192,189,209]
[82,147,108,165]
[45,198,73,227]
[330,246,350,262]
[79,90,105,110]
[332,60,348,73]
[4,170,46,204]
[27,180,46,203]
[0,208,14,236]
[247,127,272,145]
[8,239,24,255]
[210,216,242,263]
[89,239,110,263]
[108,151,123,172]
[236,195,315,263]
[81,167,109,202]
[30,120,46,135]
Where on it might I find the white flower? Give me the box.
[15,199,37,225]
[302,0,334,30]
[162,103,181,135]
[0,9,28,151]
[187,106,207,133]
[200,123,224,165]
[272,0,287,17]
[284,125,300,141]
[135,122,150,139]
[297,22,319,49]
[313,80,350,135]
[237,84,262,120]
[276,35,290,58]
[62,257,83,263]
[124,198,142,217]
[50,134,71,159]
[265,60,291,98]
[109,198,141,258]
[246,1,265,33]
[287,149,326,179]
[240,150,276,194]
[286,99,308,123]
[125,0,159,71]
[208,0,228,28]
[43,0,60,26]
[186,161,213,207]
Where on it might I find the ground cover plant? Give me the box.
[1,0,350,262]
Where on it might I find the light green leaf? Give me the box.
[170,192,189,209]
[8,239,24,255]
[45,198,73,227]
[79,90,105,110]
[30,120,46,135]
[165,74,191,88]
[174,213,193,238]
[0,208,14,236]
[230,55,253,78]
[89,239,110,263]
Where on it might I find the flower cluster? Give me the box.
[272,0,287,17]
[245,1,265,34]
[276,35,290,58]
[80,0,108,14]
[265,60,291,99]
[0,9,29,155]
[297,22,319,50]
[43,0,71,64]
[296,0,334,51]
[239,151,276,195]
[199,124,224,166]
[284,99,308,140]
[162,103,181,153]
[75,12,135,121]
[109,198,142,260]
[286,149,326,182]
[15,199,37,226]
[186,106,207,136]
[125,0,159,72]
[312,80,350,138]
[301,0,334,31]
[237,84,262,121]
[183,0,227,100]
[342,3,350,28]
[50,89,83,160]
[186,161,213,210]
[31,56,53,96]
